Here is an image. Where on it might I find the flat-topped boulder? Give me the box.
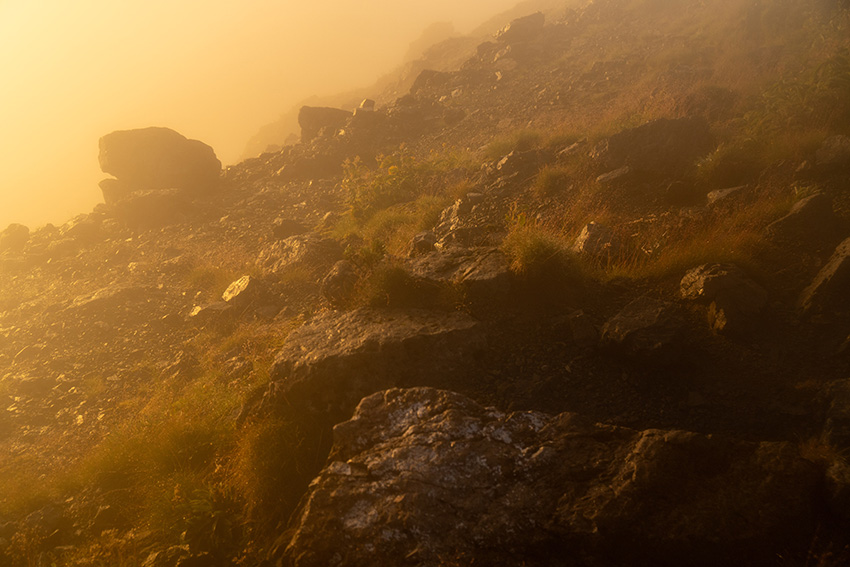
[98,127,221,193]
[268,309,484,421]
[282,387,820,567]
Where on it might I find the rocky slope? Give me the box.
[2,1,850,566]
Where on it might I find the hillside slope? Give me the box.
[2,0,850,565]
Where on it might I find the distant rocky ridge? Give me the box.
[241,0,574,159]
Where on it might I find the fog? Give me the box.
[0,0,520,230]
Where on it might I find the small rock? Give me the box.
[680,263,767,335]
[706,185,747,206]
[222,275,269,310]
[815,134,850,172]
[410,231,437,256]
[188,302,233,324]
[798,237,850,316]
[595,165,631,186]
[601,297,684,362]
[572,222,617,258]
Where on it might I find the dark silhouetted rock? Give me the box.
[282,387,820,567]
[798,237,850,316]
[823,378,850,450]
[320,260,359,307]
[98,178,131,205]
[409,231,437,256]
[766,192,837,241]
[602,297,685,361]
[298,106,352,143]
[61,214,102,244]
[593,117,714,176]
[0,223,29,253]
[815,135,850,172]
[272,218,308,240]
[99,127,221,192]
[680,263,767,335]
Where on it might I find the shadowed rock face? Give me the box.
[98,127,221,192]
[283,387,819,567]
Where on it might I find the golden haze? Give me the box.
[0,0,518,229]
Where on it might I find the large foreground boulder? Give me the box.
[98,127,221,192]
[282,387,820,567]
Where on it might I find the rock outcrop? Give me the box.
[267,309,485,422]
[282,387,820,567]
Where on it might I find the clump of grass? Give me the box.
[357,195,450,256]
[233,413,330,535]
[502,225,577,279]
[601,186,795,280]
[343,147,475,223]
[483,129,543,161]
[186,265,239,296]
[533,165,572,198]
[695,139,766,188]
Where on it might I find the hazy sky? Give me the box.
[0,0,520,229]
